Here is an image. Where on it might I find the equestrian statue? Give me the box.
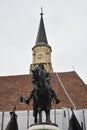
[25,63,60,123]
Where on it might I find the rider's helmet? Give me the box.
[38,63,44,70]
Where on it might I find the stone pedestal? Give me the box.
[28,123,60,130]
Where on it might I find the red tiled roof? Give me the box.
[0,71,87,111]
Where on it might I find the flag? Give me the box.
[68,110,83,130]
[5,111,18,130]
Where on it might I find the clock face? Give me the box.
[38,54,43,60]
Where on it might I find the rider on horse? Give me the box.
[25,63,60,105]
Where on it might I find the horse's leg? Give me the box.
[38,107,42,123]
[34,111,37,123]
[45,107,51,123]
[33,105,38,123]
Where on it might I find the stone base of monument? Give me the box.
[28,123,60,130]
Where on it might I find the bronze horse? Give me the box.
[25,66,60,123]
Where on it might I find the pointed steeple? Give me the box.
[36,8,48,44]
[30,9,53,73]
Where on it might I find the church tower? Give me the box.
[30,10,53,73]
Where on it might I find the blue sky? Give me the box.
[0,0,87,83]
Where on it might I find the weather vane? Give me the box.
[40,7,43,15]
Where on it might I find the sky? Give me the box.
[0,0,87,84]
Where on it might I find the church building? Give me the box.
[30,11,53,73]
[0,11,87,130]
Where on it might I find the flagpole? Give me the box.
[83,110,86,130]
[1,111,4,130]
[27,109,29,129]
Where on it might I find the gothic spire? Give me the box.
[36,8,48,44]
